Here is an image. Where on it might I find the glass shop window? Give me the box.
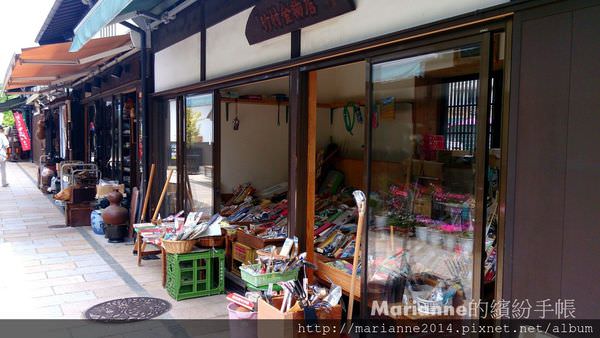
[161,99,178,216]
[184,94,214,215]
[367,44,482,318]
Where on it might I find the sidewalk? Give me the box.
[0,161,228,319]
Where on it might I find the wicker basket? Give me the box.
[196,228,226,248]
[162,239,196,254]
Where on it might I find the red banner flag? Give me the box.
[12,111,31,152]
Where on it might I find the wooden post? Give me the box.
[306,71,317,282]
[140,163,155,222]
[152,169,174,221]
[348,191,366,322]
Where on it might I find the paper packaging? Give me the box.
[226,292,255,311]
[279,237,294,257]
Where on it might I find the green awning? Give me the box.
[70,0,133,52]
[69,0,177,52]
[0,97,27,111]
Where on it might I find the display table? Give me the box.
[132,223,165,285]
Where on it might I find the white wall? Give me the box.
[314,60,416,162]
[155,0,506,90]
[301,0,508,56]
[206,8,291,80]
[317,104,414,162]
[220,103,289,194]
[154,33,201,92]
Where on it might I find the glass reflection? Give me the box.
[367,45,481,318]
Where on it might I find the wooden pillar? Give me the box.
[473,32,492,310]
[288,68,307,247]
[305,71,317,281]
[288,69,317,282]
[213,90,222,214]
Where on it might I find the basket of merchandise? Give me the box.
[196,228,227,248]
[240,264,299,287]
[162,212,226,254]
[236,227,287,249]
[162,239,196,254]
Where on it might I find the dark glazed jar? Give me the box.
[102,190,129,225]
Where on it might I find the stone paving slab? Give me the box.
[0,162,229,321]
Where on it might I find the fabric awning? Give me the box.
[70,0,133,52]
[70,0,173,52]
[4,35,133,91]
[0,97,27,111]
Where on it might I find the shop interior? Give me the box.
[310,62,366,301]
[87,92,138,206]
[216,77,291,277]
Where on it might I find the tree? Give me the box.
[2,111,15,127]
[185,107,201,144]
[0,85,16,127]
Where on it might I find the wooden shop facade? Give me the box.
[141,0,600,319]
[6,0,599,320]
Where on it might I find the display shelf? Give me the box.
[314,253,361,300]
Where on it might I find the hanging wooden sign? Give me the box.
[245,0,356,45]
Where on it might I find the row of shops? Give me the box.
[3,0,600,320]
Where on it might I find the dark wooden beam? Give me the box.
[474,32,492,313]
[288,68,308,251]
[291,30,301,59]
[200,0,207,81]
[305,70,317,282]
[213,90,222,214]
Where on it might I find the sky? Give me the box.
[0,0,54,86]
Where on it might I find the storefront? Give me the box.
[145,0,517,319]
[74,53,142,204]
[30,0,599,320]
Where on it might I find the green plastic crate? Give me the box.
[166,249,225,301]
[240,264,299,287]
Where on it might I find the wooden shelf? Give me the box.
[314,253,361,300]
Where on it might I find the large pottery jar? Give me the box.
[41,165,56,189]
[102,191,129,225]
[102,191,129,243]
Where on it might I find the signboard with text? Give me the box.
[245,0,356,45]
[12,111,31,152]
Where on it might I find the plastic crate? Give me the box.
[166,249,225,301]
[240,264,299,287]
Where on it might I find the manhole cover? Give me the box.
[48,224,69,229]
[84,297,171,322]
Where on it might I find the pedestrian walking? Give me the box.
[0,125,9,187]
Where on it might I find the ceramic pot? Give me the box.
[105,224,128,243]
[415,226,429,242]
[428,229,443,247]
[375,215,388,228]
[102,190,129,225]
[41,166,55,187]
[90,210,105,235]
[443,233,457,251]
[459,236,474,253]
